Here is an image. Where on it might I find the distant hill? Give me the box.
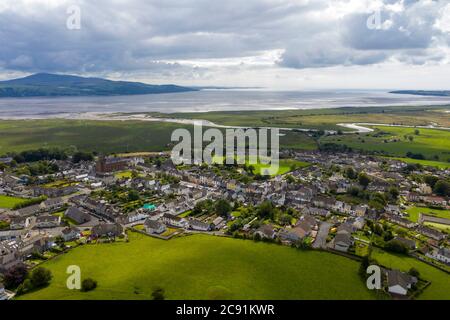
[390,90,450,97]
[0,73,197,97]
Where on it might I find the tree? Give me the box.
[215,199,232,218]
[81,278,97,292]
[358,173,371,188]
[30,267,52,288]
[2,264,28,289]
[423,175,438,188]
[409,268,420,278]
[72,151,94,163]
[128,190,140,201]
[131,170,139,179]
[388,186,399,200]
[54,236,66,249]
[385,240,409,255]
[345,167,357,180]
[280,213,293,226]
[257,201,275,219]
[152,287,165,300]
[414,129,420,135]
[433,180,450,197]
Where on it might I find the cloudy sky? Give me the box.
[2,0,450,89]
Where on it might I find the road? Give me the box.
[312,221,331,249]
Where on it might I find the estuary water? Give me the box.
[0,89,450,119]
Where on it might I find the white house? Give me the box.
[144,219,166,234]
[386,270,417,296]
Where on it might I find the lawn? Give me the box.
[321,126,450,162]
[115,171,133,179]
[212,155,310,176]
[405,206,450,223]
[371,248,450,300]
[0,195,28,209]
[19,233,374,300]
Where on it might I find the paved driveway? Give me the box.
[312,221,331,249]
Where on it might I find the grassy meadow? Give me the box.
[321,126,450,162]
[160,105,450,130]
[19,233,374,300]
[371,248,450,300]
[0,119,317,155]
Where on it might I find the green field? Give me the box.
[212,156,310,176]
[387,157,450,169]
[19,232,374,300]
[406,206,450,223]
[0,120,317,155]
[159,105,450,131]
[0,195,27,209]
[321,126,450,162]
[371,248,450,300]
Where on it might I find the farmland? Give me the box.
[321,126,450,163]
[19,232,374,300]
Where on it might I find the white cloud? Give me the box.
[1,0,450,89]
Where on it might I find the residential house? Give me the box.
[386,269,417,296]
[212,216,225,229]
[35,215,61,228]
[0,240,21,272]
[188,219,212,232]
[423,196,447,207]
[41,197,64,211]
[0,282,10,300]
[15,204,41,217]
[354,205,368,217]
[254,224,276,239]
[416,226,446,241]
[426,247,450,265]
[9,217,31,230]
[161,213,188,228]
[65,207,91,225]
[144,219,167,235]
[386,215,416,229]
[91,223,123,238]
[393,236,416,250]
[61,227,81,242]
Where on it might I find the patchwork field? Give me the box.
[321,126,450,162]
[19,232,374,300]
[0,195,27,209]
[371,248,450,300]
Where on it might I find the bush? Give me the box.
[81,278,97,292]
[30,267,52,288]
[409,267,420,278]
[3,264,29,289]
[385,240,409,255]
[152,287,165,300]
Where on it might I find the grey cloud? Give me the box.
[0,0,450,76]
